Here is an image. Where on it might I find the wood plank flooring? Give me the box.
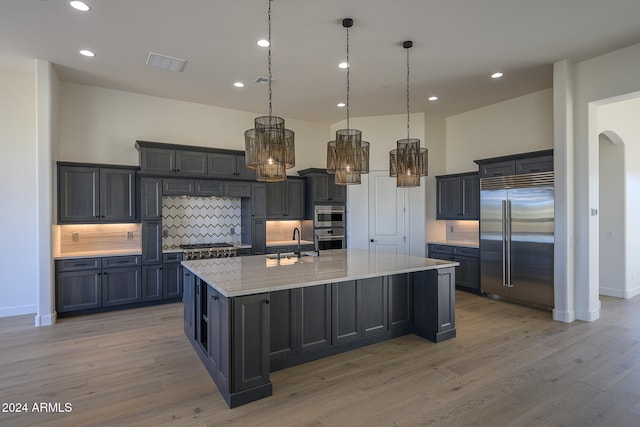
[1,292,639,426]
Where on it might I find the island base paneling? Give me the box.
[183,265,456,407]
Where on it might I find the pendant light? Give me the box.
[389,41,428,187]
[245,0,295,182]
[326,18,369,185]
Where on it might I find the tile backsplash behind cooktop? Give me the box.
[162,196,241,248]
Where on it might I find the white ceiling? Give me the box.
[2,0,640,124]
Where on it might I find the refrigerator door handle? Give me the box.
[506,200,513,288]
[502,200,507,287]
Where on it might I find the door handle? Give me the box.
[502,200,507,287]
[370,239,374,243]
[506,200,513,288]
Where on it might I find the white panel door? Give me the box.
[368,171,408,258]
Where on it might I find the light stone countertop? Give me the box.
[54,249,142,260]
[182,248,458,297]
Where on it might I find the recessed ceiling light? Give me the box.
[257,39,270,47]
[491,72,504,79]
[337,102,346,108]
[338,62,348,69]
[234,82,245,88]
[79,49,95,57]
[428,96,438,101]
[69,1,90,12]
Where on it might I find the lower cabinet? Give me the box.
[102,266,141,307]
[56,269,102,312]
[162,252,184,299]
[411,268,456,342]
[142,265,163,301]
[428,244,480,293]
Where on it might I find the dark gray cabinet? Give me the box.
[266,178,306,219]
[195,179,224,196]
[332,280,360,345]
[58,164,136,223]
[251,220,266,255]
[176,150,207,175]
[56,255,142,314]
[241,183,267,255]
[476,150,554,178]
[138,147,207,175]
[140,177,162,220]
[361,277,387,337]
[436,172,479,220]
[183,269,195,338]
[142,221,163,265]
[298,169,346,204]
[388,274,412,330]
[428,244,480,293]
[224,181,251,198]
[102,265,141,307]
[298,284,332,353]
[162,252,183,299]
[411,268,456,342]
[142,265,163,301]
[207,153,255,179]
[232,293,270,392]
[208,287,230,394]
[163,178,194,196]
[269,289,296,362]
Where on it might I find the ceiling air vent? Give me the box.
[255,76,270,84]
[146,52,186,72]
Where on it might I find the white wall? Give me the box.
[445,88,554,173]
[572,41,640,321]
[58,82,330,170]
[597,97,640,298]
[0,70,37,317]
[424,114,447,243]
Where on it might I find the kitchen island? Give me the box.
[181,248,458,408]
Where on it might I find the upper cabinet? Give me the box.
[436,172,479,220]
[266,178,306,219]
[136,140,255,179]
[58,164,136,223]
[298,169,346,204]
[475,149,553,178]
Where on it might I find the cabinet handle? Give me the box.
[264,300,270,304]
[212,295,219,300]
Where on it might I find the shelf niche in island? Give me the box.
[181,248,458,408]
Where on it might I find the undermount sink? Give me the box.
[266,251,318,260]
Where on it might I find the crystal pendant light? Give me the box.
[244,0,295,182]
[326,18,369,185]
[389,41,428,187]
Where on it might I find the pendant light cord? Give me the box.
[406,45,410,140]
[346,24,350,130]
[268,0,273,118]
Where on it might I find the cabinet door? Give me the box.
[56,269,102,312]
[235,155,256,179]
[251,183,267,219]
[388,274,412,330]
[515,155,553,174]
[163,179,194,196]
[454,256,480,292]
[176,150,207,175]
[194,179,224,196]
[142,221,163,265]
[142,265,163,301]
[361,277,387,337]
[251,220,266,255]
[58,166,100,223]
[460,174,480,219]
[140,148,175,174]
[183,269,195,338]
[102,266,141,306]
[286,179,305,219]
[209,289,230,391]
[436,176,462,219]
[225,181,251,198]
[311,174,330,201]
[269,289,296,362]
[163,262,183,299]
[297,284,331,353]
[207,153,236,177]
[232,293,270,392]
[332,280,360,345]
[479,160,516,178]
[266,181,286,218]
[100,168,136,222]
[329,174,346,202]
[140,177,162,220]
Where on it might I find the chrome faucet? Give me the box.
[292,227,301,258]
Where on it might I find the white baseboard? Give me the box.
[599,286,625,298]
[576,308,600,322]
[34,312,57,327]
[625,287,640,299]
[552,308,575,323]
[0,304,37,318]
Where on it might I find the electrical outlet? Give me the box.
[72,232,79,242]
[127,231,134,240]
[162,229,169,238]
[230,227,235,235]
[449,226,454,232]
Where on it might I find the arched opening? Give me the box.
[598,130,626,297]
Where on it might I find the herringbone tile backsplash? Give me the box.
[162,196,241,248]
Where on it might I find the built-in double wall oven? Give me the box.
[314,205,346,250]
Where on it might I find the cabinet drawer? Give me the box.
[194,179,224,196]
[428,244,453,255]
[163,252,184,263]
[453,246,478,257]
[479,160,516,178]
[102,255,141,268]
[163,179,195,196]
[225,181,251,198]
[56,257,101,272]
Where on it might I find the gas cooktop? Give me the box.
[179,242,235,250]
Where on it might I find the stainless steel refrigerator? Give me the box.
[480,172,554,308]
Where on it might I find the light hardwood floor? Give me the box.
[1,292,639,427]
